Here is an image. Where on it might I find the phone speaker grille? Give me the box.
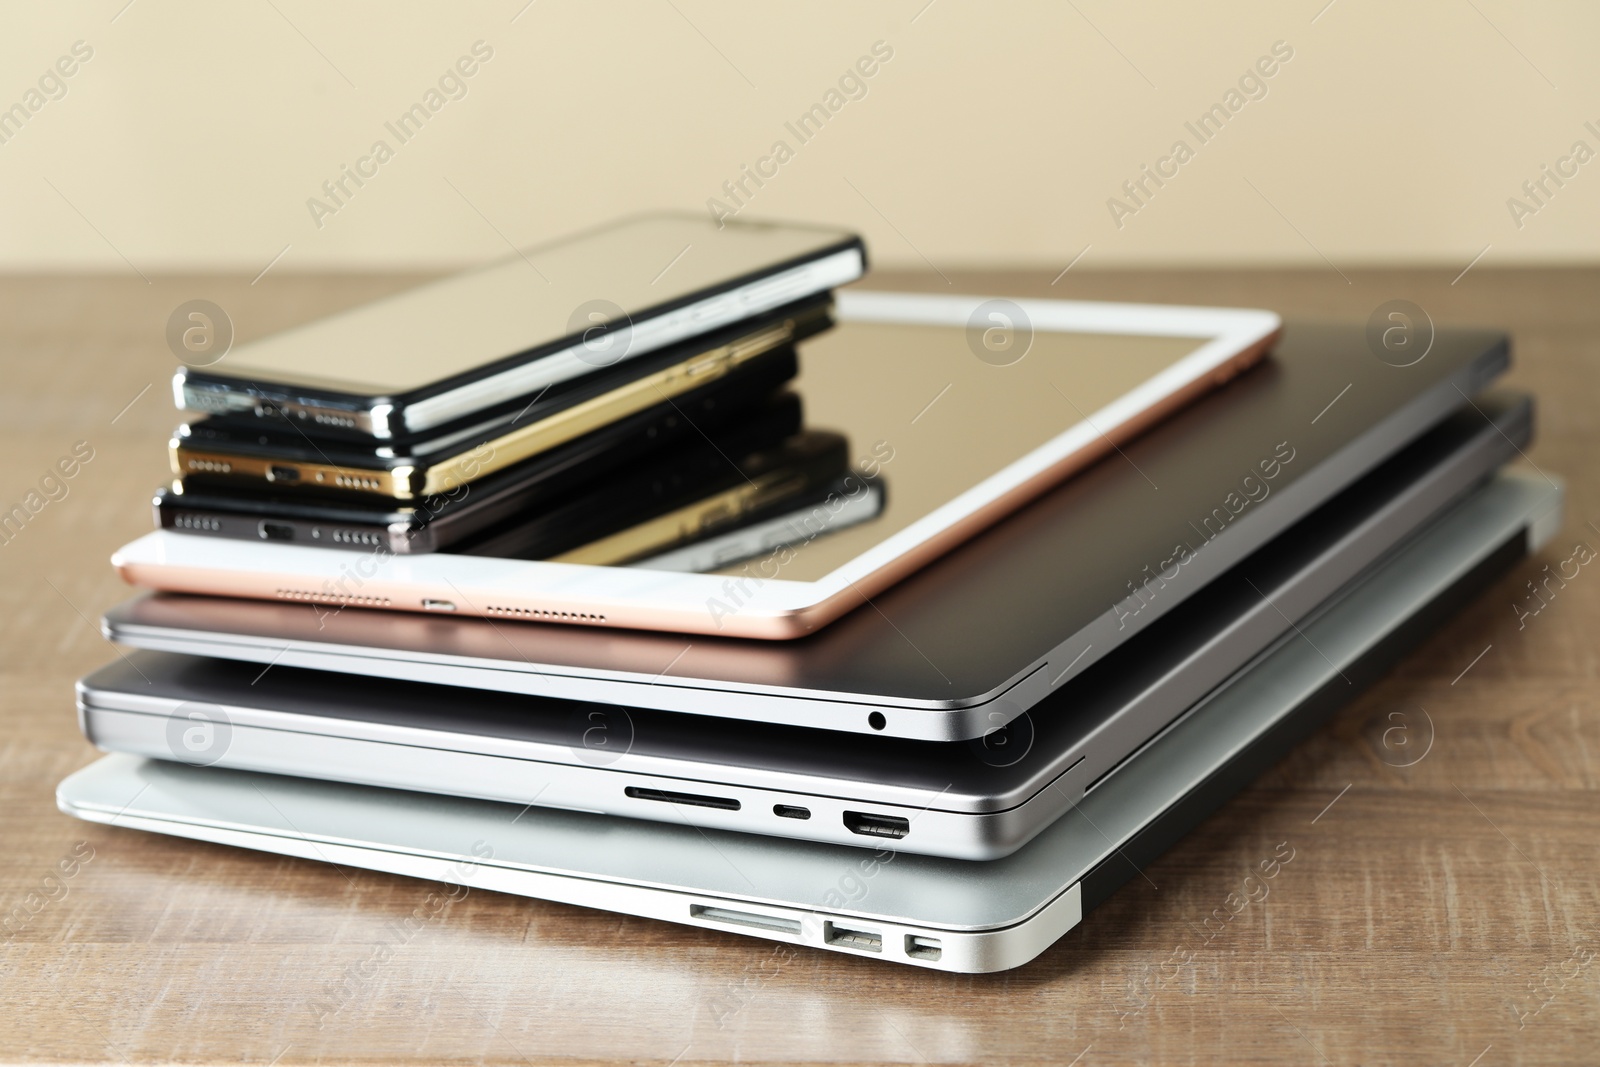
[485,604,607,624]
[172,514,222,531]
[333,473,385,491]
[186,458,232,474]
[313,413,357,429]
[274,588,392,608]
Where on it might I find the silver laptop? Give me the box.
[80,396,1533,860]
[82,397,1530,859]
[61,469,1560,972]
[101,321,1511,742]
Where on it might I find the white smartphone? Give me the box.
[116,292,1281,639]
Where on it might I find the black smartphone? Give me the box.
[154,374,803,556]
[170,300,826,502]
[176,213,864,439]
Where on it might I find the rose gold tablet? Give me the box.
[115,292,1280,639]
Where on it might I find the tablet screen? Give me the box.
[603,317,1208,582]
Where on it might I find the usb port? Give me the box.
[823,922,882,953]
[905,935,943,961]
[625,786,740,811]
[842,811,909,839]
[773,804,811,820]
[690,905,801,935]
[258,521,294,542]
[421,599,456,612]
[267,464,300,482]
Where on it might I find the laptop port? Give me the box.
[905,935,943,961]
[258,521,294,542]
[842,811,909,839]
[823,922,882,952]
[625,786,740,811]
[773,804,811,820]
[690,905,801,935]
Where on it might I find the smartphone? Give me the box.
[457,430,850,564]
[176,214,864,439]
[170,298,827,501]
[154,367,803,555]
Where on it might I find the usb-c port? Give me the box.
[267,465,300,482]
[773,805,811,820]
[258,521,294,542]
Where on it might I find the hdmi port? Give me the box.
[842,811,910,839]
[625,786,740,811]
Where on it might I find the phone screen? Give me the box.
[213,215,855,394]
[606,318,1211,581]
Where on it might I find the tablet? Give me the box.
[117,293,1281,639]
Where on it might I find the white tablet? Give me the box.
[114,293,1281,639]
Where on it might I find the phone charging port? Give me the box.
[267,465,300,482]
[258,521,294,542]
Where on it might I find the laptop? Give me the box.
[59,470,1561,973]
[101,318,1511,742]
[79,395,1531,860]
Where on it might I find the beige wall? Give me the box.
[1,0,1596,273]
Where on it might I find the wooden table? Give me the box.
[3,268,1596,1066]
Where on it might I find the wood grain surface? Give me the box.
[1,267,1596,1066]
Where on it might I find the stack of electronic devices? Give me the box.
[59,213,1561,973]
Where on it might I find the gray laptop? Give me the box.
[101,322,1510,742]
[61,470,1561,972]
[80,397,1531,860]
